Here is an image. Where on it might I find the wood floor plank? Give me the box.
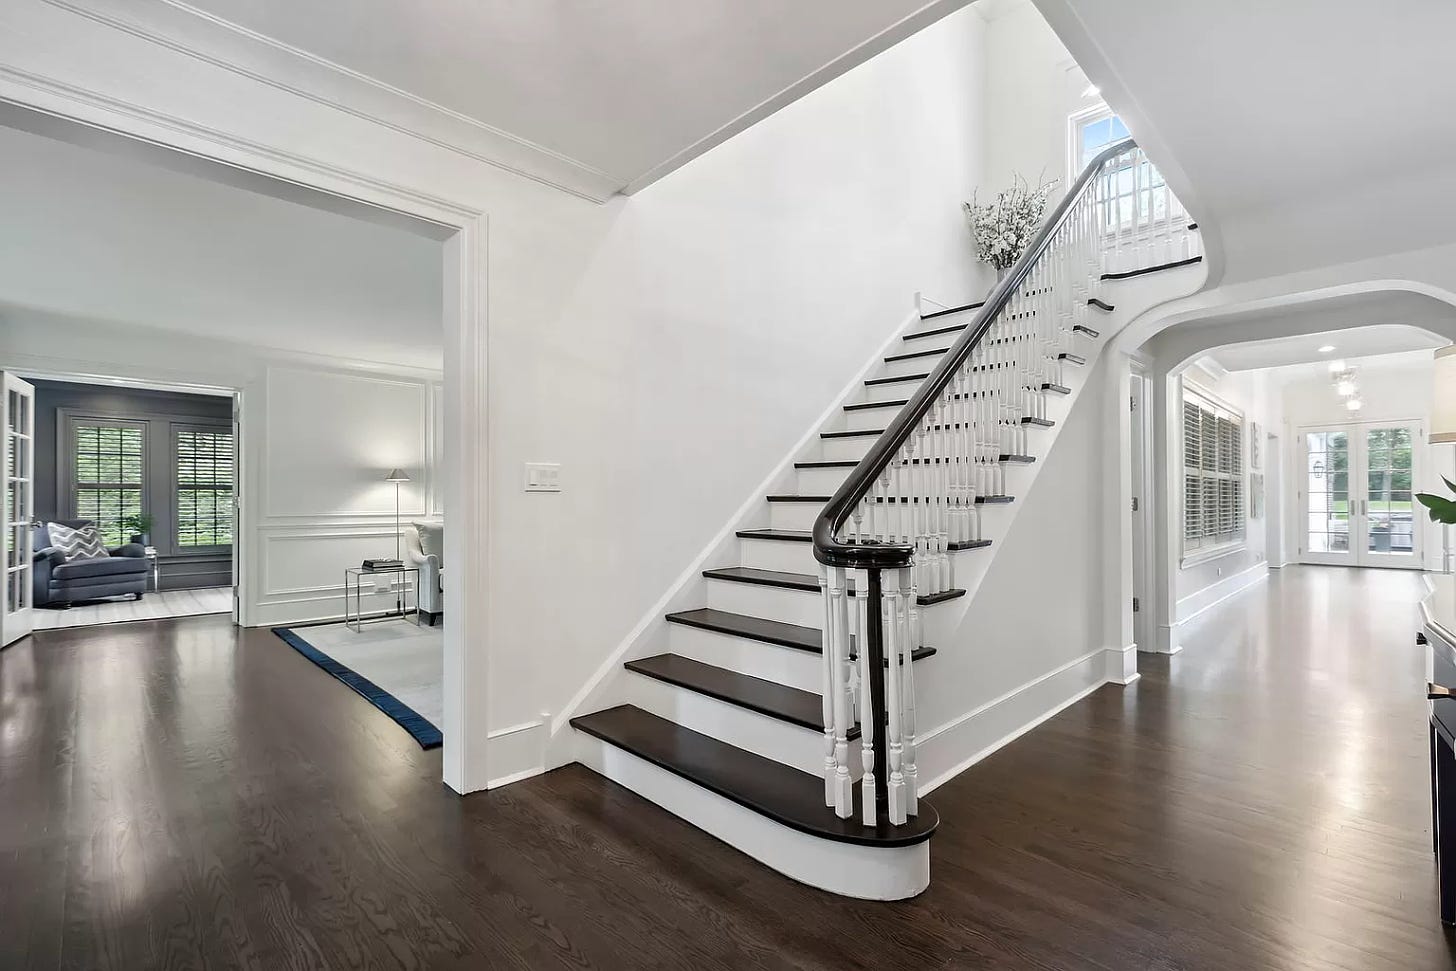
[1,567,1454,968]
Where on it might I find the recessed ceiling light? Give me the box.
[1328,359,1346,373]
[1318,345,1336,354]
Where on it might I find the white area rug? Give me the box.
[282,619,444,734]
[35,586,232,630]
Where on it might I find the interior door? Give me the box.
[1300,421,1423,569]
[2,372,36,646]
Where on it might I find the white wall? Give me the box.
[484,7,995,736]
[1170,364,1281,622]
[1,311,442,626]
[984,0,1080,191]
[0,0,1006,788]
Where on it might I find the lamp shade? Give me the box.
[384,468,411,482]
[1435,347,1456,444]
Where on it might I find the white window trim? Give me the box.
[1179,379,1247,568]
[1069,104,1180,245]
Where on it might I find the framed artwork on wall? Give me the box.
[1249,420,1262,470]
[1250,471,1265,519]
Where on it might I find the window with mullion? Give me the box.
[71,420,145,548]
[175,426,233,548]
[1182,388,1245,558]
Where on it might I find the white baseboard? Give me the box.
[485,714,550,789]
[1103,643,1139,684]
[918,647,1115,795]
[1175,562,1268,624]
[1152,625,1184,655]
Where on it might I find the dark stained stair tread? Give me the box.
[999,454,1035,463]
[625,654,850,735]
[665,608,938,662]
[765,495,830,503]
[703,566,968,605]
[1022,416,1054,427]
[737,528,812,543]
[884,347,950,363]
[1102,255,1202,280]
[919,300,984,320]
[570,706,937,847]
[1086,299,1114,313]
[845,399,906,412]
[795,460,857,469]
[1059,352,1086,364]
[976,495,1014,504]
[903,322,967,342]
[1074,324,1100,337]
[821,429,883,439]
[865,373,929,387]
[1042,383,1071,394]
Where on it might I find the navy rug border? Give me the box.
[271,626,443,750]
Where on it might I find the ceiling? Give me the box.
[179,0,968,191]
[1206,325,1448,372]
[0,120,444,370]
[1033,0,1456,283]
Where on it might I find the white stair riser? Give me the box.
[821,436,873,463]
[769,501,824,532]
[839,405,904,433]
[576,740,930,900]
[863,379,924,403]
[797,466,850,495]
[707,577,822,628]
[668,623,822,692]
[626,673,851,778]
[740,536,816,573]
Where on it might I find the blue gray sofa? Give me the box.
[32,519,149,607]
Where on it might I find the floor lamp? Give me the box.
[385,468,410,613]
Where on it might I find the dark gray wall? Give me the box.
[30,379,234,591]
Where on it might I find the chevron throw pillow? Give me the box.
[47,522,109,562]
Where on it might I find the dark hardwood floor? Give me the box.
[2,566,1453,969]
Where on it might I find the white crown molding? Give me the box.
[35,0,625,202]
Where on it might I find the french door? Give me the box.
[2,372,36,646]
[1301,420,1422,568]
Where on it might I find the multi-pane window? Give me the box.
[1183,389,1245,556]
[73,421,145,548]
[1076,109,1177,234]
[176,428,233,547]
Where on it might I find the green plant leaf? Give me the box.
[1416,492,1456,524]
[1444,475,1456,495]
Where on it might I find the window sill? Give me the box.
[1181,541,1246,569]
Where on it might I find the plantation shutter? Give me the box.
[1182,388,1245,556]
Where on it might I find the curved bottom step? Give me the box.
[572,705,936,900]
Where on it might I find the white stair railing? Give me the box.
[813,138,1198,828]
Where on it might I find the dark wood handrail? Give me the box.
[812,137,1138,569]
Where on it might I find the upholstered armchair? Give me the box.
[404,520,444,624]
[32,519,149,607]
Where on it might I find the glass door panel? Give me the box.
[1303,429,1352,564]
[1362,425,1419,566]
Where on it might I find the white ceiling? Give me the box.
[179,0,967,190]
[1033,0,1456,283]
[0,121,444,370]
[1206,325,1448,372]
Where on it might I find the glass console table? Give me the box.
[343,566,420,632]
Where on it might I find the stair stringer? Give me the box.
[544,306,929,771]
[904,262,1210,795]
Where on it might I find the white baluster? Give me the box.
[826,565,854,818]
[884,568,907,826]
[855,568,876,826]
[903,572,920,817]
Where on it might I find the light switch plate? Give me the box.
[524,462,562,492]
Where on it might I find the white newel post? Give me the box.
[822,565,854,818]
